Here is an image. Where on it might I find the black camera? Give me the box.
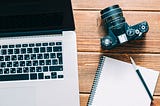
[100,5,149,50]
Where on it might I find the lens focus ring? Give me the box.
[100,5,125,29]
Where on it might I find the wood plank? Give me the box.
[72,0,160,11]
[80,94,160,106]
[78,53,160,95]
[74,11,160,53]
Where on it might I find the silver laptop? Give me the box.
[0,0,79,106]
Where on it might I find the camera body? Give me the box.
[100,5,149,50]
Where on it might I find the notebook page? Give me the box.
[92,57,159,106]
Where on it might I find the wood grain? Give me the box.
[72,0,160,11]
[74,11,160,53]
[80,94,160,106]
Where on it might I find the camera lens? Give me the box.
[100,5,125,29]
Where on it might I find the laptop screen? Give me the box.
[0,0,75,33]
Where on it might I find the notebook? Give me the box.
[87,56,159,106]
[0,0,79,106]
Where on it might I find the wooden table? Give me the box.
[72,0,160,105]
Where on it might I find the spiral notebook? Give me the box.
[87,56,159,106]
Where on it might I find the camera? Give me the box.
[100,5,149,50]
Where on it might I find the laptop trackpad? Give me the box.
[0,86,36,106]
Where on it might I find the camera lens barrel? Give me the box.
[100,5,125,29]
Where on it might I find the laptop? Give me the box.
[0,0,79,106]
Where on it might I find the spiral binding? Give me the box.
[87,56,105,106]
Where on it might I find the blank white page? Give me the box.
[91,57,159,106]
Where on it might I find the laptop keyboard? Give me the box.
[0,42,64,81]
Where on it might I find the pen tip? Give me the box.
[130,57,133,62]
[130,57,137,70]
[130,56,132,60]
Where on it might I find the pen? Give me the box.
[130,57,153,101]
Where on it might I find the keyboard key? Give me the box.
[40,47,45,53]
[30,73,37,80]
[45,76,50,79]
[43,43,48,46]
[21,48,26,54]
[47,47,52,52]
[7,62,12,67]
[23,67,29,73]
[26,61,32,66]
[39,60,45,65]
[57,53,62,58]
[5,56,10,61]
[57,53,63,64]
[31,54,36,60]
[4,68,9,74]
[16,44,21,48]
[11,55,17,61]
[13,61,19,67]
[49,66,63,71]
[0,56,4,61]
[53,46,62,52]
[52,59,58,65]
[34,48,39,53]
[30,67,35,72]
[44,53,49,59]
[50,53,56,58]
[51,72,57,79]
[14,49,20,54]
[20,61,25,66]
[46,60,51,65]
[56,42,62,45]
[0,74,29,81]
[18,55,23,60]
[22,44,28,47]
[8,49,13,54]
[36,43,41,46]
[37,54,43,59]
[17,68,22,73]
[2,45,8,48]
[43,66,48,72]
[36,67,42,72]
[38,73,44,79]
[29,43,34,47]
[58,75,64,79]
[10,68,16,73]
[1,62,6,67]
[49,42,55,46]
[33,60,38,66]
[9,45,14,48]
[27,48,33,53]
[1,49,7,55]
[0,69,3,74]
[24,55,30,60]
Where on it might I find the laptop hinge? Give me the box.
[0,30,62,38]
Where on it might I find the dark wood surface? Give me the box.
[72,0,160,105]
